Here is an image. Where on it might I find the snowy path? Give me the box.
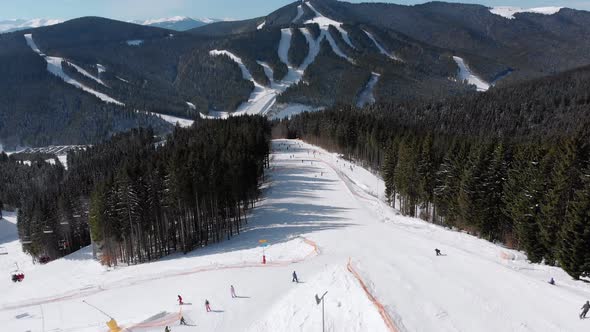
[24,34,124,105]
[363,29,401,62]
[2,140,590,331]
[357,72,380,107]
[453,56,490,92]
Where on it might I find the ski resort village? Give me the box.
[2,0,590,331]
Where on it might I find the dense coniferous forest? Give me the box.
[0,117,270,265]
[280,66,590,279]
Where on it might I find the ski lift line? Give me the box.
[82,300,114,319]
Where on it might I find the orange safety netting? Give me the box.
[347,258,401,332]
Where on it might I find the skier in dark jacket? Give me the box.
[177,295,183,305]
[435,248,442,256]
[580,301,590,319]
[205,299,211,312]
[164,326,171,332]
[292,271,299,283]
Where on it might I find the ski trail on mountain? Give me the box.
[24,34,124,105]
[363,30,401,62]
[453,56,490,92]
[210,50,277,115]
[304,1,356,50]
[357,72,381,107]
[293,4,304,23]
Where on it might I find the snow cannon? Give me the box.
[106,318,121,332]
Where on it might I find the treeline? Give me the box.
[283,99,590,279]
[3,116,270,265]
[0,153,90,261]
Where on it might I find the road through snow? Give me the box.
[2,140,590,331]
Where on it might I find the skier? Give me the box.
[231,285,237,298]
[205,299,211,312]
[548,277,555,285]
[164,326,171,332]
[180,316,187,325]
[580,301,590,319]
[177,295,183,305]
[435,248,442,256]
[292,271,299,283]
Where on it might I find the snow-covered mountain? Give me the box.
[0,18,62,33]
[135,16,223,31]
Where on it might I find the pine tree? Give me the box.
[558,163,590,279]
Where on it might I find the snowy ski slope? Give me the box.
[453,56,490,92]
[2,139,590,331]
[209,0,368,117]
[24,34,124,105]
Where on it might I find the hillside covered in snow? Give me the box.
[2,139,590,331]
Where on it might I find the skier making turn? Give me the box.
[292,271,299,283]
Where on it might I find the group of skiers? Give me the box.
[166,273,302,330]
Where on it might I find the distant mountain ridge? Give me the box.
[1,0,590,148]
[134,16,226,31]
[0,18,62,33]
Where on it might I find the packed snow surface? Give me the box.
[24,34,124,105]
[3,139,590,331]
[490,6,563,19]
[453,56,490,92]
[357,72,380,107]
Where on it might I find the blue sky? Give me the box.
[2,0,589,21]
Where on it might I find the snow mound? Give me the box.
[247,266,389,332]
[24,34,124,105]
[490,6,563,19]
[453,56,490,92]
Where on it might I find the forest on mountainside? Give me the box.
[0,117,270,265]
[278,66,590,279]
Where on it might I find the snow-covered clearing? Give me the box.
[257,21,266,30]
[2,139,590,331]
[24,34,124,105]
[154,113,194,128]
[363,29,401,61]
[453,56,490,92]
[490,6,563,19]
[356,72,380,108]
